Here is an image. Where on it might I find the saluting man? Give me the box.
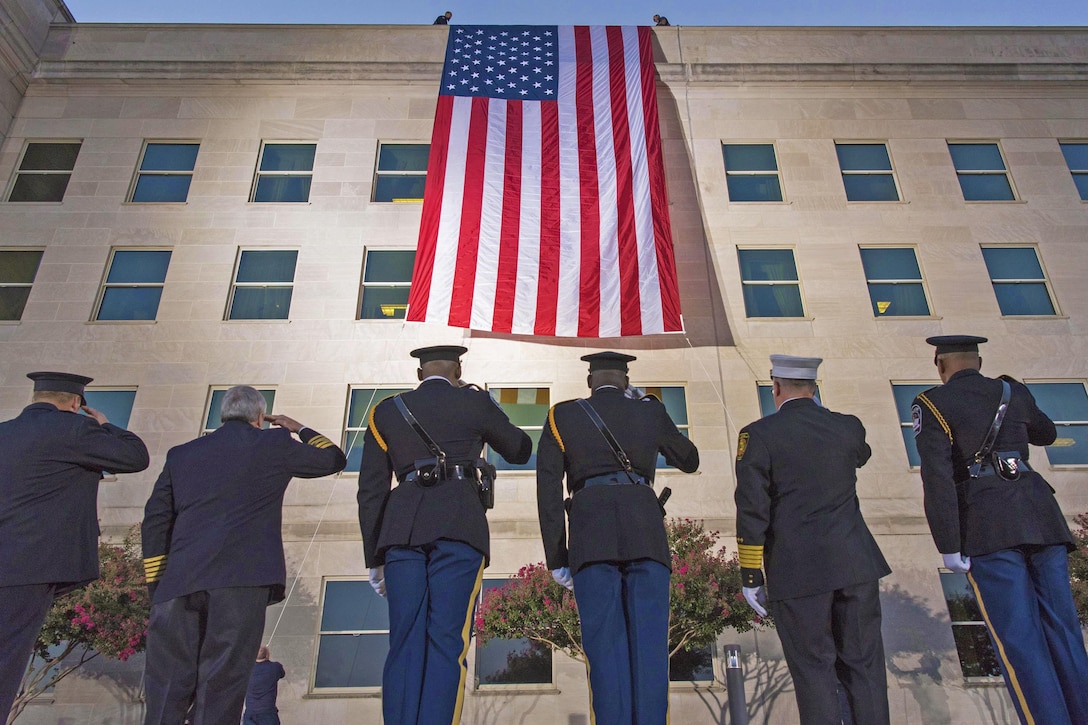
[536,352,699,724]
[735,355,890,725]
[357,345,531,725]
[912,335,1088,725]
[0,372,149,717]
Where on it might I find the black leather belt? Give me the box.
[581,472,650,489]
[404,464,476,486]
[976,457,1031,479]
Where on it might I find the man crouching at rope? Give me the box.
[141,385,346,724]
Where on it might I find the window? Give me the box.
[721,144,783,202]
[1059,142,1088,200]
[487,387,549,471]
[313,578,389,691]
[859,247,930,316]
[639,386,689,469]
[948,143,1015,201]
[202,387,276,435]
[1024,382,1088,465]
[0,249,44,320]
[757,383,823,418]
[737,249,804,318]
[94,249,172,321]
[359,250,415,320]
[82,389,137,429]
[892,384,934,468]
[226,250,298,320]
[8,142,81,202]
[836,143,899,202]
[476,578,553,688]
[980,246,1056,316]
[130,142,199,203]
[373,143,429,202]
[342,387,411,472]
[939,571,1002,680]
[670,645,715,684]
[251,143,316,203]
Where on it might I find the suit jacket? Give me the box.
[0,403,149,593]
[141,421,346,604]
[536,387,699,573]
[734,398,890,601]
[357,379,532,567]
[912,368,1072,557]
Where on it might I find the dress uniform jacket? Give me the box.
[141,421,346,604]
[912,368,1072,557]
[357,379,532,567]
[735,398,889,601]
[0,403,149,594]
[537,387,699,573]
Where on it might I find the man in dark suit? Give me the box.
[913,335,1088,725]
[0,371,149,717]
[735,354,890,725]
[536,351,699,724]
[357,345,531,725]
[141,385,345,725]
[433,10,451,24]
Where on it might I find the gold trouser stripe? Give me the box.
[737,543,764,569]
[368,404,388,452]
[451,558,485,725]
[967,572,1034,725]
[548,406,565,453]
[307,434,334,449]
[917,392,953,444]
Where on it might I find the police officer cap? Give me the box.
[410,345,468,365]
[581,351,637,372]
[769,354,822,380]
[27,371,93,403]
[926,335,988,356]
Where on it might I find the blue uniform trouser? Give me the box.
[968,544,1088,725]
[382,540,485,725]
[0,583,54,718]
[573,559,671,725]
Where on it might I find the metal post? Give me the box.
[724,644,748,725]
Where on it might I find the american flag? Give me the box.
[406,25,683,337]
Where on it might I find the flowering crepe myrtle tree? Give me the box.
[476,518,771,673]
[8,530,149,724]
[1070,513,1088,626]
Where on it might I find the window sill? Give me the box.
[725,201,792,206]
[123,201,189,206]
[246,201,313,206]
[1045,464,1088,471]
[845,200,910,205]
[304,690,381,699]
[998,315,1068,320]
[744,316,814,322]
[355,318,409,322]
[669,681,723,691]
[963,677,1005,686]
[0,320,22,325]
[873,315,942,321]
[4,201,64,205]
[962,200,1026,204]
[222,318,292,323]
[472,686,561,696]
[86,319,158,325]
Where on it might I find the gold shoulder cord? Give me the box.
[368,405,389,452]
[916,392,953,444]
[547,406,566,453]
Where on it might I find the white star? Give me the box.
[533,81,541,88]
[497,86,505,93]
[545,88,554,94]
[521,75,529,81]
[471,86,479,92]
[472,72,480,78]
[484,79,493,85]
[545,75,553,81]
[520,89,528,95]
[485,66,494,72]
[533,67,542,73]
[508,81,516,87]
[447,84,455,90]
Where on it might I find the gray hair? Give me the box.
[220,385,267,424]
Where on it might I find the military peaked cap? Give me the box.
[410,345,468,365]
[581,351,637,372]
[27,371,93,404]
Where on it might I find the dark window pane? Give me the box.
[477,637,552,685]
[0,251,43,283]
[374,176,427,203]
[836,144,892,171]
[141,143,199,171]
[1025,383,1088,422]
[20,143,81,171]
[901,429,921,467]
[364,251,416,283]
[981,247,1044,280]
[205,389,275,430]
[106,251,172,284]
[952,626,1003,678]
[236,251,297,283]
[992,283,1054,316]
[892,385,932,421]
[82,390,136,429]
[738,249,798,281]
[843,174,899,202]
[940,572,982,621]
[867,283,929,316]
[321,580,390,631]
[742,284,804,318]
[132,175,193,203]
[1072,174,1088,201]
[97,287,164,321]
[228,287,293,320]
[8,174,71,202]
[259,144,316,172]
[359,287,410,320]
[758,385,776,417]
[958,175,1014,201]
[347,389,408,429]
[949,144,1005,171]
[656,387,688,426]
[670,645,714,682]
[378,144,430,172]
[314,633,388,688]
[253,175,311,202]
[722,144,777,172]
[1043,424,1088,465]
[0,287,32,320]
[726,175,783,202]
[860,248,921,280]
[1060,143,1088,170]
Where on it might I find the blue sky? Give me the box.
[63,0,1088,27]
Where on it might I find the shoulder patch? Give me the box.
[911,404,922,436]
[736,432,750,461]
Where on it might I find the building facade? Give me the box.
[1,1,1087,722]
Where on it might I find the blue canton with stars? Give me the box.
[441,25,560,101]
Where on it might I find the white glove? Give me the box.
[551,567,574,591]
[743,586,768,617]
[369,566,386,597]
[942,552,971,573]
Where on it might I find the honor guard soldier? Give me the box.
[141,386,346,724]
[913,335,1088,725]
[357,345,532,725]
[735,355,891,725]
[0,372,149,717]
[536,351,699,724]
